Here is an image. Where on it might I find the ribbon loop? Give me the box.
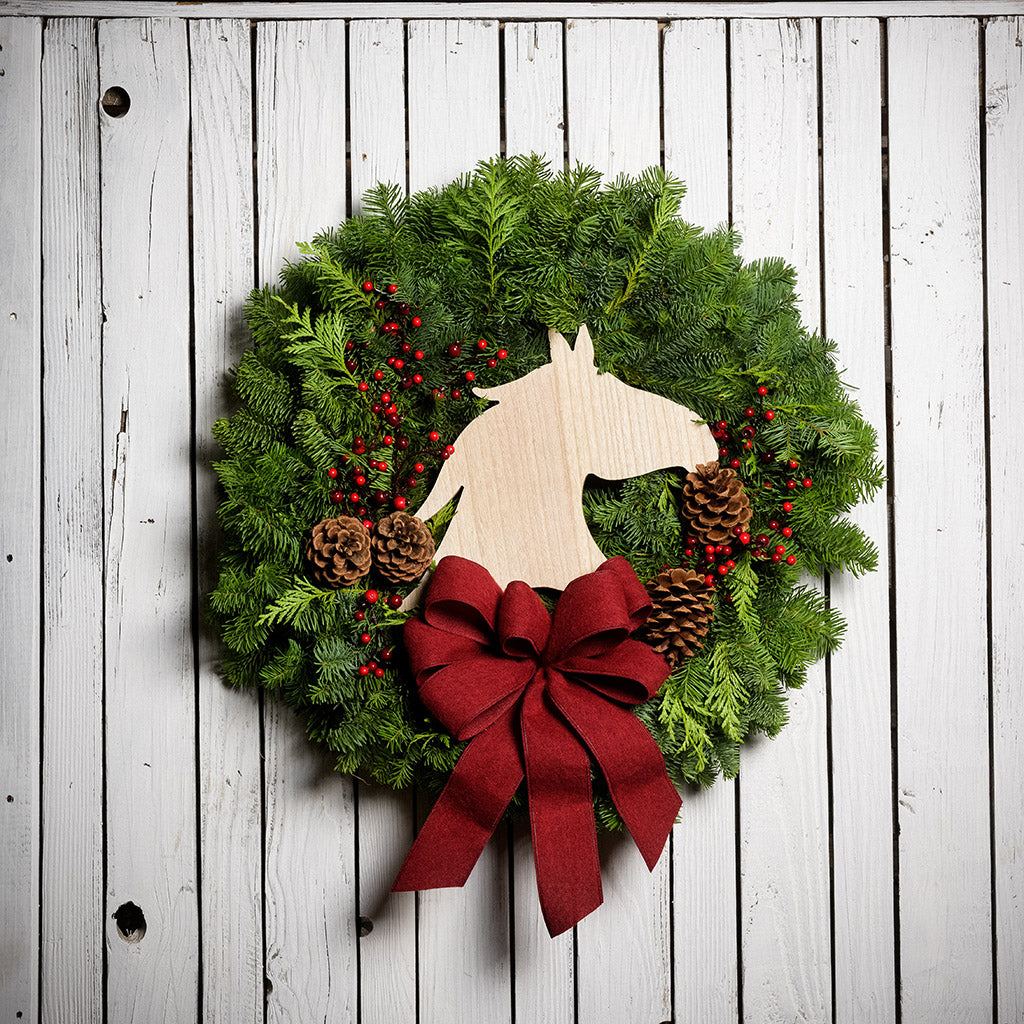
[392,555,681,936]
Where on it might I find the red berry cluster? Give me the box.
[354,588,404,676]
[704,385,814,580]
[439,337,508,400]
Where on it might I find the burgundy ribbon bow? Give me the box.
[391,555,681,936]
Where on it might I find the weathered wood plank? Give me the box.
[0,15,41,1024]
[731,18,832,1024]
[405,19,513,1024]
[7,2,1024,19]
[504,21,565,168]
[348,18,418,1024]
[189,18,264,1024]
[988,19,1024,1021]
[564,17,672,1024]
[564,18,659,179]
[820,18,897,1024]
[407,19,500,194]
[40,17,103,1024]
[254,20,358,1024]
[888,17,990,1024]
[662,20,740,1024]
[97,17,198,1023]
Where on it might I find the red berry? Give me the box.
[367,661,378,671]
[719,447,729,458]
[744,407,755,418]
[739,532,751,545]
[362,280,374,292]
[358,665,370,677]
[414,350,424,360]
[716,420,728,431]
[497,349,508,359]
[802,477,813,488]
[717,565,729,576]
[345,360,357,372]
[412,373,423,384]
[394,496,407,510]
[451,389,462,399]
[743,440,753,450]
[411,317,422,327]
[428,430,440,442]
[375,299,386,310]
[364,589,379,604]
[330,489,344,504]
[769,520,779,531]
[355,610,365,621]
[394,359,404,370]
[414,462,425,474]
[729,458,740,469]
[786,555,797,565]
[371,403,382,414]
[444,444,455,455]
[327,466,339,479]
[397,437,410,450]
[359,632,372,644]
[788,459,799,470]
[377,462,388,471]
[782,501,794,512]
[726,560,735,569]
[772,553,782,563]
[782,526,793,538]
[349,492,360,503]
[383,435,394,446]
[757,535,769,546]
[387,283,398,294]
[358,382,369,392]
[684,548,694,558]
[705,544,716,557]
[786,479,797,490]
[374,490,387,504]
[487,358,497,368]
[380,392,392,404]
[464,371,475,382]
[764,409,776,421]
[387,594,403,609]
[374,667,385,678]
[447,343,461,357]
[741,426,755,439]
[704,574,715,587]
[757,385,768,397]
[775,544,786,555]
[373,370,384,381]
[380,648,393,661]
[355,475,366,486]
[476,339,488,350]
[362,519,372,529]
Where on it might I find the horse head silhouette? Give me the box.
[409,323,718,600]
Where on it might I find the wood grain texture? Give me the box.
[663,19,729,230]
[730,19,832,1024]
[0,15,41,1024]
[564,18,659,178]
[662,21,739,1024]
[254,20,358,1024]
[887,17,991,1024]
[504,21,565,168]
[189,19,264,1024]
[40,17,103,1024]
[820,18,896,1024]
[562,19,673,1023]
[405,20,512,1024]
[97,17,198,1023]
[348,19,417,1024]
[417,324,717,591]
[988,19,1024,1020]
[407,19,500,194]
[7,1,1024,17]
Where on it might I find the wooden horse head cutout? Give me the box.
[411,324,719,596]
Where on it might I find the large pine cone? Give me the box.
[305,516,371,588]
[641,568,713,668]
[371,511,435,583]
[681,462,752,546]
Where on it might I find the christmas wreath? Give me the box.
[210,157,882,931]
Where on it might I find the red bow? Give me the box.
[391,555,681,936]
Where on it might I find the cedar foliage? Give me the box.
[210,156,883,819]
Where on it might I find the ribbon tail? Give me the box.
[521,674,603,936]
[548,675,681,871]
[392,712,524,892]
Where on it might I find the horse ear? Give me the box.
[548,327,572,370]
[572,323,596,370]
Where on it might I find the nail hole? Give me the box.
[112,901,146,942]
[9,312,16,321]
[101,86,131,118]
[6,795,12,802]
[358,916,374,937]
[6,554,13,562]
[264,976,273,996]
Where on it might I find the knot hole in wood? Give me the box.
[112,901,146,942]
[100,86,131,118]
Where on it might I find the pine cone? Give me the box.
[641,568,713,668]
[305,516,371,588]
[681,462,752,546]
[371,511,435,583]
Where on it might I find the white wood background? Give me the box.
[1,4,1022,1023]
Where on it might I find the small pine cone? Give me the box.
[305,516,371,588]
[371,511,435,584]
[641,568,713,668]
[681,462,752,546]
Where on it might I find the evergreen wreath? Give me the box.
[210,156,883,829]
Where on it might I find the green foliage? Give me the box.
[209,156,883,813]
